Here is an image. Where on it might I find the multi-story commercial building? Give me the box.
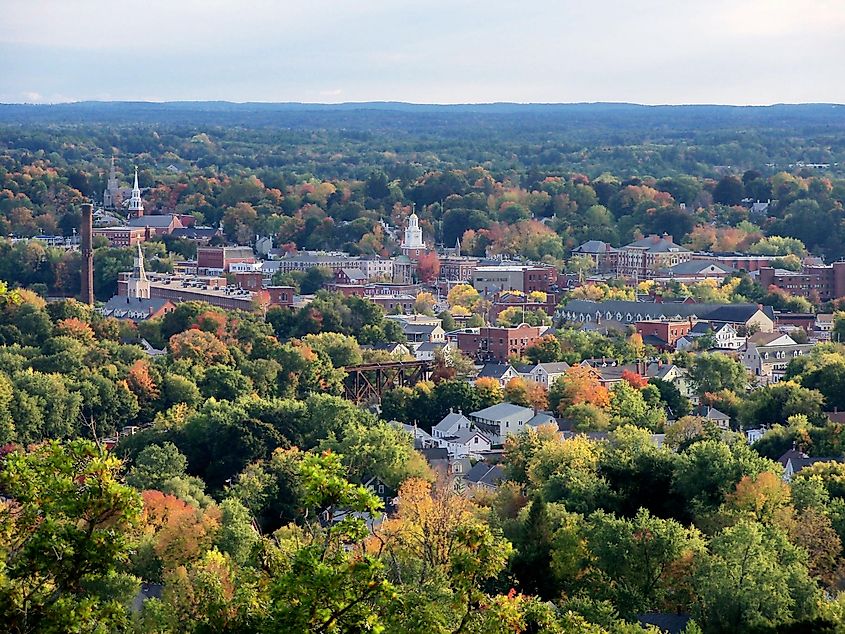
[456,323,545,362]
[439,256,479,282]
[196,246,256,275]
[93,226,147,247]
[571,240,619,273]
[561,299,775,333]
[758,262,845,304]
[634,319,695,349]
[473,265,553,295]
[690,252,771,272]
[617,234,692,279]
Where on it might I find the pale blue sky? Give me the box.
[2,0,844,104]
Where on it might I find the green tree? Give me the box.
[686,353,747,396]
[585,508,704,617]
[126,442,189,491]
[0,440,142,633]
[266,452,393,632]
[693,520,820,632]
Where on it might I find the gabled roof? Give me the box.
[688,321,731,335]
[464,462,505,487]
[477,363,517,379]
[702,406,730,421]
[470,402,534,422]
[573,240,617,254]
[527,412,557,427]
[417,341,448,353]
[623,234,690,253]
[662,260,735,275]
[127,214,182,228]
[748,331,795,346]
[532,361,570,374]
[434,412,472,435]
[101,296,171,321]
[402,322,442,336]
[448,428,492,445]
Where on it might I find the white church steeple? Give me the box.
[127,244,150,299]
[128,167,144,218]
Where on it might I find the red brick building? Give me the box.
[691,253,771,272]
[456,324,544,362]
[266,286,295,308]
[197,246,256,274]
[634,319,694,350]
[93,226,147,247]
[758,262,845,304]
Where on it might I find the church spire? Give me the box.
[455,236,461,258]
[128,166,144,218]
[128,243,150,299]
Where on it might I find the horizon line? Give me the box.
[3,99,845,108]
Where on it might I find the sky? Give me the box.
[2,0,845,105]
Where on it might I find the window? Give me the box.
[378,484,384,494]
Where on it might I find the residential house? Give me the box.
[432,411,473,440]
[525,362,570,389]
[442,428,493,459]
[469,403,536,444]
[464,462,505,492]
[526,411,557,428]
[778,449,841,482]
[741,332,814,384]
[476,363,521,387]
[414,341,454,362]
[675,321,745,351]
[699,405,731,430]
[390,421,438,449]
[362,476,398,514]
[815,313,834,340]
[402,322,446,344]
[361,342,412,358]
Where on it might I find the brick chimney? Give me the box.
[80,202,94,306]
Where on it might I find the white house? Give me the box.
[524,362,570,389]
[432,411,473,440]
[675,321,745,351]
[442,428,492,459]
[741,332,813,384]
[476,363,521,387]
[469,402,536,444]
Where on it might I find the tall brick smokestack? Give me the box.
[80,202,94,305]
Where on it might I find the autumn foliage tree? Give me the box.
[415,251,441,283]
[169,330,232,366]
[504,377,549,411]
[549,365,610,415]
